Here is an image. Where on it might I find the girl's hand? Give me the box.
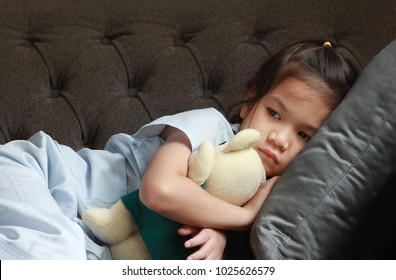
[241,176,280,227]
[178,225,226,260]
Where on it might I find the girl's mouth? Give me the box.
[259,148,279,164]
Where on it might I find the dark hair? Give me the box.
[229,39,361,123]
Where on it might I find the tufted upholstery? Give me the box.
[1,0,396,259]
[2,0,396,150]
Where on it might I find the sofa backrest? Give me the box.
[1,0,396,149]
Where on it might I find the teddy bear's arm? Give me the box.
[187,141,215,185]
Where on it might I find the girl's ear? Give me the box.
[240,87,256,119]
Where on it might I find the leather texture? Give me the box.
[1,0,396,149]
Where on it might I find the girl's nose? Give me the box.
[268,130,290,151]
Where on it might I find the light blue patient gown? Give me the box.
[0,108,234,259]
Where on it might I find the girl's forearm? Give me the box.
[141,173,254,231]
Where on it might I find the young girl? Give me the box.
[0,39,360,260]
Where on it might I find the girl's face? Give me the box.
[240,78,332,177]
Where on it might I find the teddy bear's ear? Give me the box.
[187,141,215,185]
[223,129,261,153]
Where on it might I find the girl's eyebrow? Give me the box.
[269,96,287,111]
[269,96,320,132]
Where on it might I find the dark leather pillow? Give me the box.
[251,39,396,259]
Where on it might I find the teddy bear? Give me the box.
[81,128,266,259]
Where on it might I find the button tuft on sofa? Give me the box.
[50,89,62,98]
[127,87,138,98]
[100,37,112,45]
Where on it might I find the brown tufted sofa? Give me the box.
[1,0,396,259]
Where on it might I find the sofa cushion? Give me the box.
[251,39,396,259]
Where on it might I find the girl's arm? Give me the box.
[139,126,278,231]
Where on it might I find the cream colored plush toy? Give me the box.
[82,128,266,259]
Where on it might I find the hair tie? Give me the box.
[323,41,332,48]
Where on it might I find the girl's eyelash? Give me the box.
[298,132,311,142]
[267,108,280,119]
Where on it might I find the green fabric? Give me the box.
[121,189,194,260]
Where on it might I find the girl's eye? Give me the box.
[298,131,311,142]
[267,108,281,120]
